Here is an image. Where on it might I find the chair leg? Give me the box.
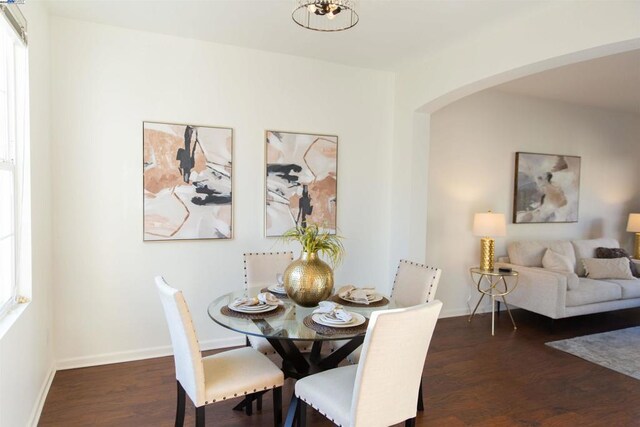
[175,381,186,427]
[257,393,263,411]
[195,406,205,427]
[245,395,253,416]
[297,399,307,427]
[417,378,424,411]
[273,387,283,427]
[405,417,416,427]
[284,395,299,427]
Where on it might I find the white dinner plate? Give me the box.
[339,293,383,304]
[228,304,278,314]
[319,314,350,325]
[312,312,366,328]
[267,285,287,295]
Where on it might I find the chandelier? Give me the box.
[292,0,359,32]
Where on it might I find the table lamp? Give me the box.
[473,211,506,271]
[627,213,640,259]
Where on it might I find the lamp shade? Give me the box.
[473,212,506,237]
[627,214,640,232]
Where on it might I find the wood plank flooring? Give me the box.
[39,308,640,426]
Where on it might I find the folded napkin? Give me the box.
[337,285,377,305]
[276,274,284,286]
[258,292,282,306]
[313,301,353,323]
[231,292,282,307]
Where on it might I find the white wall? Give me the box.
[0,2,55,426]
[50,17,395,367]
[428,89,640,316]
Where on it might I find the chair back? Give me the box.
[392,260,442,307]
[155,277,205,406]
[350,301,442,427]
[243,252,294,289]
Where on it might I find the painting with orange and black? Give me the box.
[143,122,232,240]
[265,130,337,237]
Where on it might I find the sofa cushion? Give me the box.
[565,278,622,307]
[542,249,574,273]
[601,279,640,299]
[571,238,619,277]
[508,241,576,269]
[595,247,640,278]
[582,258,634,280]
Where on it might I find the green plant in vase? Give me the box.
[281,224,344,307]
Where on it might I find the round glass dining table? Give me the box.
[208,286,401,380]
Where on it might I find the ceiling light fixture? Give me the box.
[292,0,359,32]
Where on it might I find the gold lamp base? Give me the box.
[635,233,640,260]
[480,237,495,271]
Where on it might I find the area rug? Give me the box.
[546,326,640,380]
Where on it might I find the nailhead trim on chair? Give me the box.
[207,385,280,406]
[242,251,294,287]
[390,259,442,301]
[299,396,341,426]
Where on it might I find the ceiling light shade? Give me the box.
[292,0,359,32]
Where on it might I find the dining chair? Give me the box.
[330,259,442,412]
[285,300,443,427]
[155,276,284,427]
[243,252,312,356]
[332,259,442,364]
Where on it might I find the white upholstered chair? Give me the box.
[333,259,442,364]
[243,252,312,355]
[285,301,443,427]
[155,277,284,427]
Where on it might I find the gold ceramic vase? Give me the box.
[284,251,334,307]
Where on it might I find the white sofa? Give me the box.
[497,238,640,320]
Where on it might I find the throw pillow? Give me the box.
[582,258,635,280]
[542,249,574,273]
[595,247,640,278]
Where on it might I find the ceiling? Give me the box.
[42,0,553,71]
[497,49,640,115]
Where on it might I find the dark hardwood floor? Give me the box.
[39,308,640,426]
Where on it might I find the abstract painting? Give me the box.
[265,130,337,236]
[143,122,232,240]
[513,152,580,224]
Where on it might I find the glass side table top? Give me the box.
[470,267,519,277]
[207,287,400,342]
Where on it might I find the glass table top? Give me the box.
[207,287,401,342]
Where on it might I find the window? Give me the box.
[0,7,29,319]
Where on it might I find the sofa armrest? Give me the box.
[632,259,640,266]
[495,262,568,319]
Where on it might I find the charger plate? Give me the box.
[328,294,390,308]
[303,314,369,335]
[220,305,285,319]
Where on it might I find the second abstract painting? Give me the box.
[265,130,337,236]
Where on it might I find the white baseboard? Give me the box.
[29,364,56,427]
[56,336,245,371]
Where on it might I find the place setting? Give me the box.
[221,292,285,319]
[303,301,369,335]
[329,285,390,307]
[260,273,288,298]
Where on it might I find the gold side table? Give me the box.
[468,268,519,336]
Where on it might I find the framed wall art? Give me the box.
[265,130,337,237]
[143,121,233,240]
[513,152,581,224]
